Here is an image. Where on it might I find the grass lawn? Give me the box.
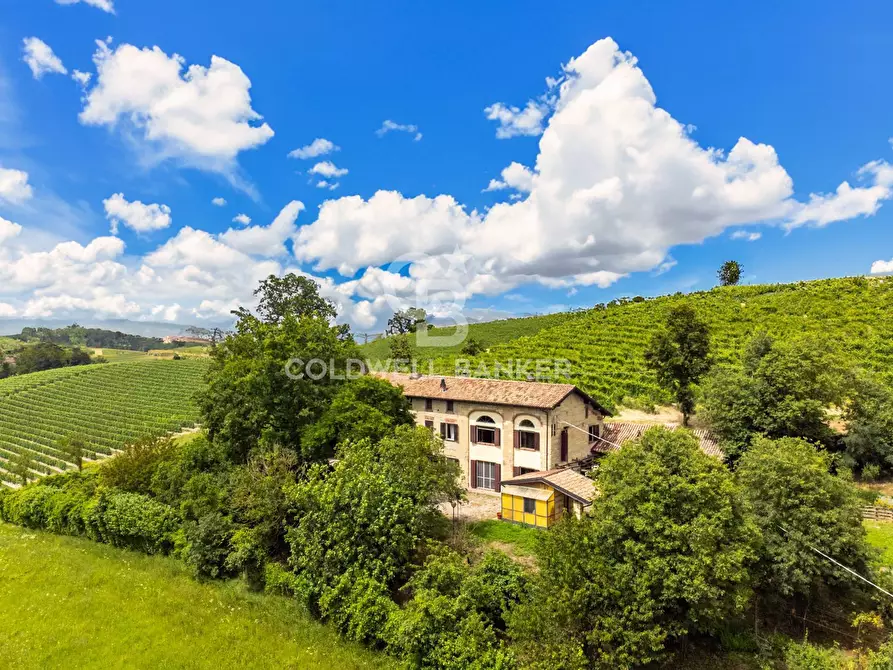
[865,521,893,567]
[94,348,152,362]
[467,519,541,557]
[0,523,392,669]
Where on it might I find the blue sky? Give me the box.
[1,0,892,332]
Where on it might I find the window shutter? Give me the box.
[494,428,501,446]
[440,423,446,438]
[470,425,477,444]
[513,430,520,449]
[534,432,540,451]
[494,464,501,492]
[513,466,520,477]
[470,460,477,489]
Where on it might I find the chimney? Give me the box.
[440,377,448,392]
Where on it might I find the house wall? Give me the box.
[407,389,605,494]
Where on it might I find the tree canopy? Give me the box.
[718,260,743,286]
[644,304,711,424]
[386,308,428,336]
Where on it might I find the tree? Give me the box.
[10,450,37,486]
[702,334,844,462]
[644,304,711,424]
[461,338,483,356]
[510,427,757,669]
[841,371,893,474]
[736,436,871,601]
[253,274,337,324]
[718,260,742,286]
[57,435,86,471]
[300,376,414,461]
[285,425,463,617]
[386,308,428,336]
[198,276,358,463]
[388,334,413,364]
[13,342,67,375]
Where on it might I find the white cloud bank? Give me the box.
[103,193,172,234]
[23,38,67,79]
[4,37,893,333]
[871,258,893,274]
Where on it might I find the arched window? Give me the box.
[515,418,540,451]
[471,415,500,445]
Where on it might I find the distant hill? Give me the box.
[0,317,231,339]
[365,276,893,412]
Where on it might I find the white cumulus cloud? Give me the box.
[232,213,251,225]
[23,37,68,79]
[55,0,115,13]
[484,101,549,139]
[103,193,172,234]
[309,161,348,178]
[212,197,227,206]
[787,160,893,229]
[871,258,893,274]
[289,138,339,159]
[376,120,422,141]
[0,167,33,204]
[220,201,304,256]
[80,40,274,177]
[483,162,536,192]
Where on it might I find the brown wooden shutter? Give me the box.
[560,429,568,461]
[513,430,520,449]
[470,460,477,489]
[494,428,501,446]
[470,425,477,444]
[534,432,540,451]
[440,423,446,438]
[494,464,501,492]
[513,466,520,477]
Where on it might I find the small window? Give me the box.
[519,419,535,428]
[424,420,434,432]
[518,431,538,450]
[523,498,536,514]
[475,426,497,445]
[588,424,600,441]
[441,423,458,442]
[517,467,537,475]
[446,400,455,413]
[425,398,433,411]
[477,415,495,423]
[475,462,497,490]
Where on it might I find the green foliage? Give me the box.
[412,277,893,411]
[718,260,743,287]
[461,337,484,356]
[843,371,893,473]
[300,376,414,461]
[863,464,882,483]
[84,489,180,554]
[0,359,207,484]
[198,289,358,463]
[99,437,178,494]
[644,304,711,423]
[10,449,36,486]
[12,341,93,375]
[783,637,847,670]
[285,426,463,605]
[386,307,428,336]
[252,273,338,324]
[388,333,413,362]
[702,334,844,462]
[184,511,235,580]
[735,436,871,600]
[510,427,757,669]
[56,435,85,472]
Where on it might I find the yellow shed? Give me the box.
[499,468,596,529]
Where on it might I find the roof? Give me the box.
[375,372,611,414]
[592,422,724,459]
[501,468,597,505]
[501,484,553,501]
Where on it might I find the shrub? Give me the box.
[783,638,846,670]
[100,437,178,494]
[85,490,180,554]
[183,511,234,580]
[863,464,882,483]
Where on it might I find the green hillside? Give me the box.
[360,310,583,361]
[406,277,893,411]
[0,359,209,485]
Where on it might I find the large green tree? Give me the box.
[702,334,845,462]
[717,260,743,286]
[841,371,893,473]
[198,274,358,463]
[510,427,757,669]
[736,436,871,601]
[284,425,463,620]
[644,304,711,424]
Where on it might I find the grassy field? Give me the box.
[93,348,152,362]
[865,521,893,567]
[369,277,893,411]
[0,523,391,669]
[0,359,209,483]
[467,520,541,556]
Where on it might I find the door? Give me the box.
[560,428,568,462]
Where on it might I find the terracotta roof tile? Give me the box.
[376,372,582,410]
[593,422,724,459]
[502,468,597,504]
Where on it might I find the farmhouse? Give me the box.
[376,372,611,493]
